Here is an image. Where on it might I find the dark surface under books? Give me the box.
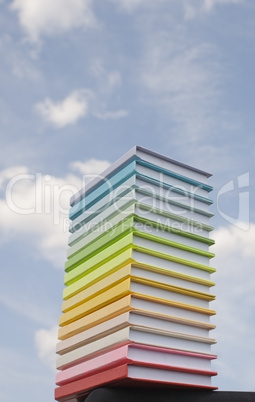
[81,388,255,402]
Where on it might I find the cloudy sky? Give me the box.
[1,0,255,401]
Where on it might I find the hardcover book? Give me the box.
[55,146,217,401]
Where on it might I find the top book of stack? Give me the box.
[69,146,213,242]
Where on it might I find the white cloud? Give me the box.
[0,34,41,79]
[140,36,222,143]
[70,158,110,176]
[70,158,110,186]
[204,0,244,11]
[1,170,80,267]
[214,224,255,259]
[0,169,80,259]
[183,0,245,19]
[9,0,245,44]
[36,83,128,127]
[35,89,93,128]
[0,159,110,268]
[35,326,58,370]
[0,166,28,190]
[10,0,97,42]
[211,223,255,390]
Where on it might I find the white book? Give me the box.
[134,203,212,239]
[70,146,212,207]
[55,347,217,402]
[66,218,214,277]
[58,294,214,345]
[56,325,216,370]
[136,176,211,215]
[135,146,211,185]
[70,174,212,234]
[119,364,214,386]
[68,194,135,247]
[56,310,215,356]
[62,264,214,311]
[128,279,211,308]
[130,294,213,323]
[69,176,136,234]
[60,276,213,331]
[135,162,209,198]
[133,221,211,252]
[68,200,212,258]
[130,265,213,293]
[135,188,212,225]
[132,249,212,281]
[131,233,212,266]
[68,198,213,255]
[64,233,215,290]
[56,343,216,386]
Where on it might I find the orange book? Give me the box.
[55,361,217,401]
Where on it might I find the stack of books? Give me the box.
[55,146,217,402]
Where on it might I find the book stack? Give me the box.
[55,146,217,402]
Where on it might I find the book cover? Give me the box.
[59,276,215,328]
[68,203,214,259]
[58,294,215,341]
[65,215,214,273]
[68,185,213,248]
[55,362,217,401]
[64,231,215,289]
[70,146,212,208]
[56,325,216,370]
[56,342,217,386]
[62,263,214,314]
[57,310,215,356]
[63,247,215,301]
[70,147,212,220]
[69,173,213,240]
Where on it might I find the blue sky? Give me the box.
[0,0,255,401]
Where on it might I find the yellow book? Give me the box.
[62,264,132,313]
[60,279,131,326]
[58,295,132,340]
[59,277,215,330]
[58,290,216,341]
[64,231,216,288]
[56,309,216,356]
[64,233,133,286]
[63,248,133,300]
[62,263,215,314]
[56,324,216,370]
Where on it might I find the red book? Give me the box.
[55,360,217,401]
[56,342,217,386]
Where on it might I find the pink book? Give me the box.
[56,342,217,387]
[55,359,217,401]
